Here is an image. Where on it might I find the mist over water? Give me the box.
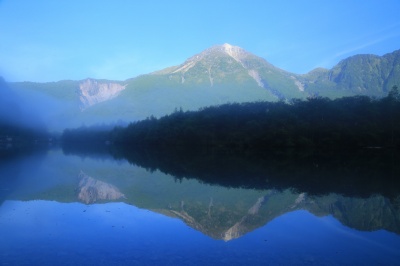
[1,0,400,263]
[0,78,47,137]
[0,62,400,265]
[0,77,82,134]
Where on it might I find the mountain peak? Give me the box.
[219,42,240,52]
[208,43,245,55]
[166,43,251,75]
[219,43,246,62]
[222,43,233,48]
[155,43,280,90]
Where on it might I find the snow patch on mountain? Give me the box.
[157,43,272,89]
[222,43,245,64]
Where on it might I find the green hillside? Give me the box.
[303,49,400,97]
[8,148,400,238]
[6,45,400,130]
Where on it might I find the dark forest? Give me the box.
[63,87,400,150]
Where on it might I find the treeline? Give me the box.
[125,148,400,200]
[61,144,400,200]
[111,90,400,149]
[62,124,113,145]
[62,87,400,149]
[0,122,49,145]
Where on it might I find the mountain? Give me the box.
[302,49,400,97]
[3,144,400,240]
[150,43,304,99]
[6,44,400,130]
[78,44,300,127]
[7,157,400,240]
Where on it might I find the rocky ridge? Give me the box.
[78,78,126,110]
[6,44,400,130]
[165,43,277,89]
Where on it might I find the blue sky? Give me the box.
[1,0,400,82]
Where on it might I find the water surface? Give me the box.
[0,147,399,265]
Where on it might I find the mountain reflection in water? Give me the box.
[78,171,126,204]
[0,146,400,264]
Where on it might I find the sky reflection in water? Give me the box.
[0,148,400,265]
[1,200,399,265]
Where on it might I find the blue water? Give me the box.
[1,148,400,265]
[1,200,399,265]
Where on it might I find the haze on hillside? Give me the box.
[1,2,400,264]
[0,1,400,134]
[3,43,399,132]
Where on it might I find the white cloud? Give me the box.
[335,32,400,58]
[311,23,400,71]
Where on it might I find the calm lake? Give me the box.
[1,146,400,265]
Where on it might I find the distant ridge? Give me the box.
[6,44,400,130]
